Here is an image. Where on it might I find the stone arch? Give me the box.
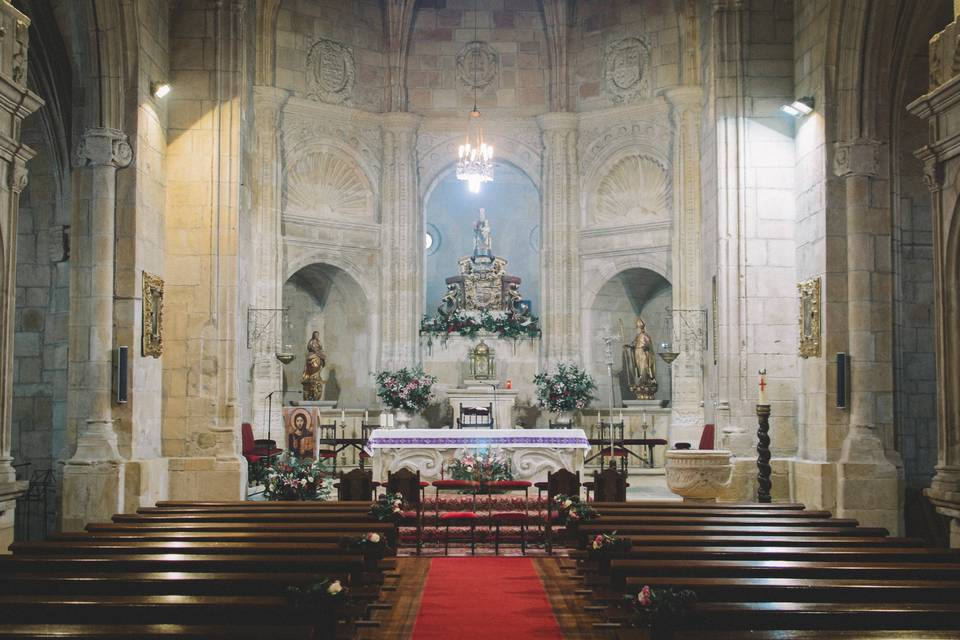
[418,132,542,200]
[283,249,377,312]
[281,261,376,406]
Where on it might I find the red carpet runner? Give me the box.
[412,558,563,639]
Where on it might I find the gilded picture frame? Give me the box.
[142,271,164,358]
[797,277,821,358]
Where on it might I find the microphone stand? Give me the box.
[490,382,498,429]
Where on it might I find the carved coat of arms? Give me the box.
[603,37,651,103]
[306,38,355,105]
[456,41,499,90]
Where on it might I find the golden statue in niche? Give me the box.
[301,331,326,401]
[623,317,658,400]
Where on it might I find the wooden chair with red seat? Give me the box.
[316,422,339,471]
[542,468,581,554]
[585,461,628,502]
[335,468,377,502]
[597,420,629,473]
[387,468,423,554]
[240,423,282,477]
[490,511,529,555]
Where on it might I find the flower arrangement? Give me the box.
[262,452,331,501]
[374,366,437,412]
[625,586,698,632]
[369,492,405,521]
[420,310,541,341]
[588,532,632,557]
[534,363,597,412]
[553,494,599,525]
[446,448,513,484]
[285,577,346,610]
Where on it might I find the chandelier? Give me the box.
[455,0,493,193]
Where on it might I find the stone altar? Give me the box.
[365,428,589,483]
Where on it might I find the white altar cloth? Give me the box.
[365,428,589,483]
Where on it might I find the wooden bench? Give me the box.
[0,624,318,639]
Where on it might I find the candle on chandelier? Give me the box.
[758,368,768,404]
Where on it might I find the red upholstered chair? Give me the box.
[698,423,716,450]
[439,511,480,555]
[431,479,480,527]
[240,423,282,476]
[490,512,529,555]
[387,468,423,554]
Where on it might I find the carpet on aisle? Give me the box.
[411,557,563,639]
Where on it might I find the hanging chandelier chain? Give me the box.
[456,0,493,193]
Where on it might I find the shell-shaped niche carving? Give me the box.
[284,151,372,220]
[592,155,671,226]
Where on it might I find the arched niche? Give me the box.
[281,263,372,407]
[586,268,672,407]
[423,161,541,316]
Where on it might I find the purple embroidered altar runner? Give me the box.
[364,428,590,455]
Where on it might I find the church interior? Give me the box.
[1,0,960,637]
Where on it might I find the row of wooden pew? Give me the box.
[566,501,960,638]
[0,500,398,639]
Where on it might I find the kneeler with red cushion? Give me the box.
[439,512,480,555]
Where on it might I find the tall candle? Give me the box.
[364,409,369,423]
[340,409,346,423]
[619,409,623,422]
[758,368,768,404]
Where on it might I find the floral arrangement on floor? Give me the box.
[534,363,597,412]
[285,577,346,610]
[588,532,632,557]
[369,492,405,521]
[624,585,698,633]
[445,448,513,484]
[341,531,392,559]
[262,452,331,501]
[553,494,599,525]
[420,309,541,341]
[374,366,437,412]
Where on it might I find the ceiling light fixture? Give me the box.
[781,96,814,117]
[455,0,493,194]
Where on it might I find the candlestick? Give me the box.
[756,404,772,503]
[340,409,346,424]
[364,409,369,422]
[758,368,769,405]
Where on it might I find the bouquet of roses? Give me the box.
[534,362,597,412]
[588,531,632,557]
[625,585,697,631]
[375,366,437,412]
[369,492,404,521]
[285,577,346,610]
[447,448,513,483]
[553,494,599,525]
[262,452,331,501]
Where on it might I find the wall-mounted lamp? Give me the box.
[781,96,814,117]
[151,81,171,98]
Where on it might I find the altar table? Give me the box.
[365,428,589,484]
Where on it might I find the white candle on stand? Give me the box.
[758,368,768,404]
[364,409,369,423]
[340,409,346,423]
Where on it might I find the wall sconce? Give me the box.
[151,81,171,98]
[781,96,814,117]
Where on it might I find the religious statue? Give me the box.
[473,208,492,258]
[506,281,530,319]
[301,331,326,401]
[623,317,658,400]
[438,283,460,317]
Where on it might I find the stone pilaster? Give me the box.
[831,138,902,534]
[664,86,705,445]
[908,27,960,542]
[61,127,132,532]
[537,112,580,366]
[379,112,421,369]
[0,3,43,547]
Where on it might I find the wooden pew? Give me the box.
[575,544,960,563]
[0,624,317,639]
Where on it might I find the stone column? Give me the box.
[0,2,41,547]
[831,139,902,534]
[379,112,421,369]
[664,86,705,445]
[61,128,132,531]
[537,112,580,366]
[908,19,960,545]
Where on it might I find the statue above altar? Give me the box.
[421,208,540,340]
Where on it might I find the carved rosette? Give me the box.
[306,38,356,105]
[603,37,652,104]
[664,450,733,501]
[456,41,499,91]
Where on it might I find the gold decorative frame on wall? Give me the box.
[142,271,164,358]
[798,277,821,358]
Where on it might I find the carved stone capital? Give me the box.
[536,112,578,133]
[7,161,27,193]
[662,85,702,113]
[76,127,133,169]
[833,138,880,178]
